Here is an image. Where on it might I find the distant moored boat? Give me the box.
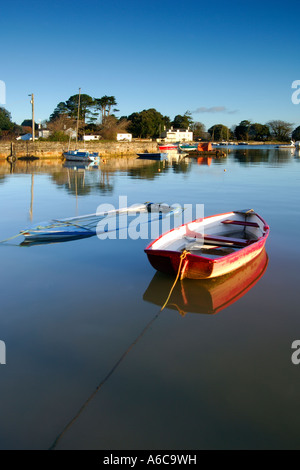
[179,143,198,152]
[137,152,168,160]
[63,149,99,162]
[276,141,295,149]
[158,143,179,151]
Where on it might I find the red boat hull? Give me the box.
[158,145,178,151]
[143,248,269,315]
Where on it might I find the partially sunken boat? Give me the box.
[21,203,180,244]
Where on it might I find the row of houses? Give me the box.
[16,131,133,142]
[16,127,194,143]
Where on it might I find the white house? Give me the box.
[160,127,193,143]
[38,129,50,139]
[65,128,77,139]
[117,133,132,142]
[37,123,51,139]
[83,135,101,141]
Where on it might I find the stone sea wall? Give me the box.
[0,141,158,159]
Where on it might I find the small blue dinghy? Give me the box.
[21,203,180,244]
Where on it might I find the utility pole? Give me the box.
[29,93,35,141]
[76,88,81,145]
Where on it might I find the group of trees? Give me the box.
[47,93,123,140]
[125,110,210,140]
[47,99,209,141]
[0,107,22,139]
[50,94,118,124]
[207,120,296,142]
[126,109,170,139]
[232,120,295,142]
[1,96,300,142]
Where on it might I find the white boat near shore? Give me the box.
[63,149,100,162]
[63,88,100,162]
[276,141,295,149]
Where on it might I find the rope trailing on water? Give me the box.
[49,309,162,450]
[48,252,190,449]
[167,303,187,317]
[52,220,94,231]
[160,250,190,312]
[0,231,26,244]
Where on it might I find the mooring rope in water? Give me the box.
[48,253,190,449]
[160,250,190,312]
[49,310,162,450]
[167,303,187,317]
[49,251,191,449]
[0,231,26,244]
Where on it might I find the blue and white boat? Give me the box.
[63,88,100,162]
[276,141,295,149]
[63,149,100,162]
[178,144,198,152]
[21,203,182,244]
[137,152,168,160]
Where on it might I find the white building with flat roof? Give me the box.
[117,133,132,142]
[160,127,193,143]
[83,135,101,141]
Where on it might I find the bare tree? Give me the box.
[100,115,129,140]
[267,120,294,141]
[47,115,77,133]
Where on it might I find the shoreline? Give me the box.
[0,140,293,159]
[0,141,158,159]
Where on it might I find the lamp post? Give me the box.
[29,93,35,141]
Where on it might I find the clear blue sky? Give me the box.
[1,0,300,131]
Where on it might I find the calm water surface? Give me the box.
[0,147,300,450]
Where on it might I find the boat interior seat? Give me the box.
[221,219,259,228]
[204,234,255,246]
[184,240,236,257]
[185,232,255,247]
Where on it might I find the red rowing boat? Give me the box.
[158,144,178,151]
[145,209,270,280]
[143,248,269,315]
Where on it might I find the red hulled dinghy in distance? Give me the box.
[144,209,269,280]
[158,143,178,151]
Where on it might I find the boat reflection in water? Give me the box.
[63,161,100,170]
[143,248,268,315]
[197,156,212,166]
